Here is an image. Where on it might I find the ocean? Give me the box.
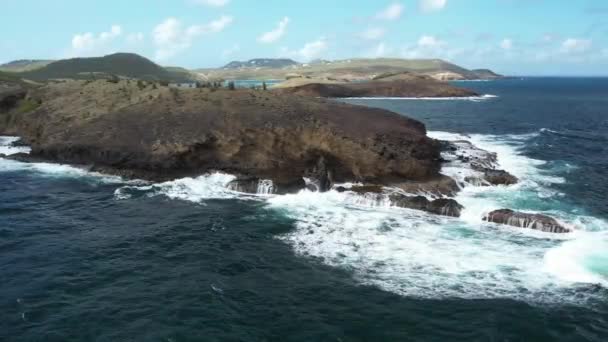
[1,78,607,341]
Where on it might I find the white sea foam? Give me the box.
[8,133,605,303]
[106,130,608,303]
[0,136,131,184]
[267,131,608,303]
[0,136,31,155]
[343,94,498,102]
[114,173,250,201]
[545,232,608,286]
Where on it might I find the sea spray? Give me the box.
[5,133,607,302]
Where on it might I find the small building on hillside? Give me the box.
[169,82,197,88]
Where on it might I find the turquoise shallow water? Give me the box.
[1,78,608,341]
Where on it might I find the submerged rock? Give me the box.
[441,139,518,186]
[482,170,518,186]
[465,170,518,186]
[389,193,463,217]
[227,176,305,195]
[483,209,571,233]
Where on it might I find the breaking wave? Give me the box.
[0,136,132,184]
[5,134,607,304]
[343,94,498,102]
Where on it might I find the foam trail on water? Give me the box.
[0,136,31,156]
[267,130,608,304]
[114,173,257,201]
[0,136,132,184]
[107,130,608,303]
[343,94,498,101]
[544,232,608,286]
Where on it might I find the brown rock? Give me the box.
[272,79,478,98]
[483,209,571,233]
[389,193,463,217]
[483,170,519,186]
[1,80,445,187]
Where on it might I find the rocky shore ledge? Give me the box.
[0,79,448,191]
[0,79,569,231]
[272,77,479,98]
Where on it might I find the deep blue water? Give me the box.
[1,78,608,341]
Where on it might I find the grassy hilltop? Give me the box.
[11,53,200,82]
[197,58,502,81]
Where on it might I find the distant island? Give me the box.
[1,53,502,84]
[198,57,504,82]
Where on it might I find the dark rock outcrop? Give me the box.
[226,176,306,195]
[483,209,571,233]
[441,140,518,186]
[389,193,463,217]
[345,184,463,217]
[273,79,478,98]
[1,80,447,194]
[482,170,518,186]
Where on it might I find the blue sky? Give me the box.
[1,0,608,75]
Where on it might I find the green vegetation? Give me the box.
[18,53,197,82]
[198,57,490,81]
[16,99,40,114]
[0,71,22,83]
[0,59,54,72]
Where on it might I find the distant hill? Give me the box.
[470,69,503,79]
[0,59,54,72]
[0,71,23,84]
[201,58,503,81]
[18,53,197,82]
[223,58,299,69]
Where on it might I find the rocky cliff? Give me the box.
[272,79,478,98]
[0,80,446,193]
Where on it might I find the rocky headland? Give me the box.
[272,73,478,98]
[0,79,448,193]
[0,78,568,230]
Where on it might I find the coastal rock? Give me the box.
[1,80,446,189]
[389,193,463,217]
[483,209,571,233]
[441,140,518,186]
[227,176,305,195]
[273,79,478,98]
[4,152,48,163]
[332,184,463,217]
[440,140,497,171]
[482,169,518,186]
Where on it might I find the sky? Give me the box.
[1,0,608,75]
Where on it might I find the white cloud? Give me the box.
[153,16,233,61]
[222,44,240,56]
[376,3,404,21]
[191,0,230,7]
[418,35,443,47]
[500,38,513,50]
[419,0,447,13]
[70,25,123,57]
[561,38,592,54]
[281,37,328,62]
[126,32,145,44]
[258,17,290,43]
[370,42,394,57]
[360,27,386,40]
[298,38,328,61]
[401,35,462,60]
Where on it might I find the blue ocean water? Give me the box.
[1,78,608,341]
